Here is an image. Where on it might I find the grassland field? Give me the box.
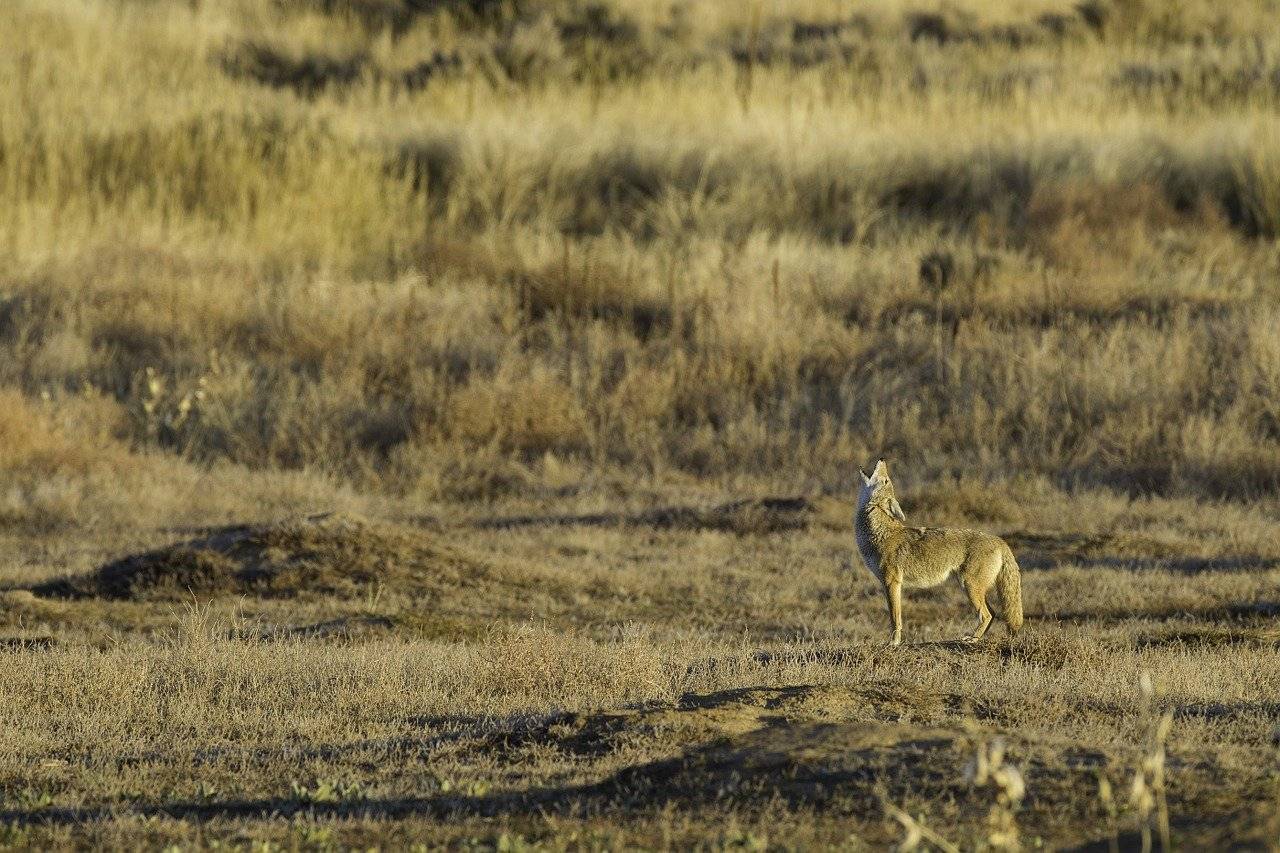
[2,0,1280,849]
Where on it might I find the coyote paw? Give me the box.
[962,634,983,644]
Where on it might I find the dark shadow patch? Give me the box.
[904,11,1058,50]
[558,3,640,45]
[1002,529,1180,569]
[1174,699,1280,723]
[546,4,657,82]
[842,289,1235,332]
[219,42,369,96]
[1034,601,1280,625]
[397,51,465,89]
[1112,59,1280,110]
[574,721,958,813]
[218,38,464,97]
[1133,625,1280,650]
[727,16,874,71]
[273,614,397,640]
[737,646,865,669]
[510,258,675,340]
[1001,531,1279,575]
[412,234,676,340]
[792,16,871,45]
[906,12,955,44]
[473,496,816,535]
[1177,455,1280,502]
[1074,1,1108,35]
[877,153,1036,233]
[392,136,461,198]
[283,0,514,36]
[1036,12,1087,39]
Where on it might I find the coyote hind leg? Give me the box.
[960,574,993,643]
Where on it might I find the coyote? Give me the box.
[854,460,1023,646]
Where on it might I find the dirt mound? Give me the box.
[38,513,483,601]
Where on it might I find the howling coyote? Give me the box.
[854,460,1023,646]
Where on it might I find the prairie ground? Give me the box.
[1,481,1278,849]
[3,0,1280,849]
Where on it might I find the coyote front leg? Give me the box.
[884,578,903,647]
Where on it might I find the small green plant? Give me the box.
[0,822,31,850]
[362,580,385,615]
[435,776,492,797]
[289,778,367,805]
[7,787,54,812]
[458,833,542,852]
[132,366,207,445]
[292,822,335,848]
[964,736,1026,851]
[249,841,284,853]
[1129,672,1173,853]
[1096,772,1120,853]
[717,828,769,851]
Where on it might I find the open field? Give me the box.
[3,0,1280,848]
[1,485,1278,849]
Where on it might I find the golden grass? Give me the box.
[3,0,1280,847]
[0,479,1277,847]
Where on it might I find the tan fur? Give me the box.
[854,460,1023,646]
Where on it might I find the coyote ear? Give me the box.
[873,459,888,477]
[889,497,906,522]
[858,467,870,485]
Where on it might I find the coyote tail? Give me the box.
[997,542,1024,633]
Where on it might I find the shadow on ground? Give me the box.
[469,496,822,535]
[1006,531,1280,574]
[1035,601,1280,625]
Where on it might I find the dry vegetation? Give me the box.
[2,0,1280,848]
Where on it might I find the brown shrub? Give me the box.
[448,364,591,458]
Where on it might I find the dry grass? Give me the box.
[1,485,1277,848]
[3,0,1280,848]
[7,0,1280,497]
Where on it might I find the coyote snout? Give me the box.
[853,460,1023,646]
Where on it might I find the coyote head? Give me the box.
[858,459,906,522]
